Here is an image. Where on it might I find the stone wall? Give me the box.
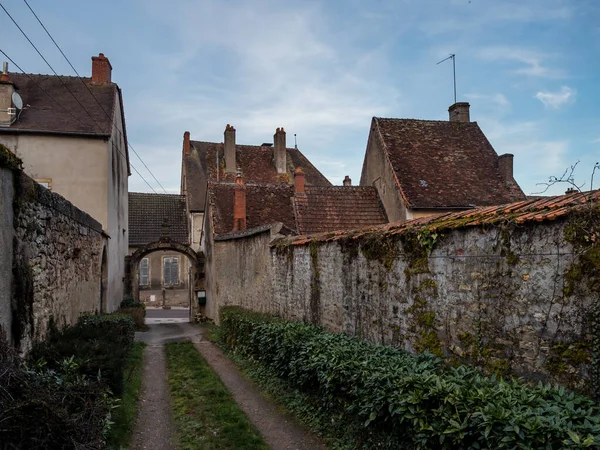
[1,146,105,351]
[205,226,275,321]
[208,208,599,396]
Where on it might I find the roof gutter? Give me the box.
[0,128,109,139]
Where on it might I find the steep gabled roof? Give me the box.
[208,182,388,237]
[293,186,388,235]
[208,183,297,235]
[372,118,526,209]
[184,140,331,212]
[128,193,188,246]
[6,73,117,136]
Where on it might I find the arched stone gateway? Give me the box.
[125,241,205,315]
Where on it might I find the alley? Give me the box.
[131,323,325,450]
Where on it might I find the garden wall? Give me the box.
[208,197,599,396]
[1,146,106,352]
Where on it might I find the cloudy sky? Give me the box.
[1,0,599,195]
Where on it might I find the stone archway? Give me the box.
[127,241,204,315]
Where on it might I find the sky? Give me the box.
[1,0,599,196]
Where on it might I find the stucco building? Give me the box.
[128,192,191,307]
[360,102,526,222]
[0,54,129,311]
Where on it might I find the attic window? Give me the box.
[419,179,428,187]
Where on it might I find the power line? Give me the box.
[22,0,169,194]
[0,48,158,194]
[0,1,106,134]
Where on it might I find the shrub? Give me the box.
[0,330,114,449]
[29,314,135,395]
[118,307,147,331]
[219,307,600,449]
[120,297,145,309]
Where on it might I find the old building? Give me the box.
[180,126,331,252]
[360,102,526,222]
[128,193,191,307]
[0,54,129,311]
[201,169,388,320]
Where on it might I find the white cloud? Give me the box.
[535,86,576,109]
[477,46,564,78]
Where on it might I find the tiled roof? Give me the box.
[283,189,600,246]
[294,186,388,234]
[184,140,331,212]
[5,73,117,136]
[209,182,388,237]
[129,193,188,246]
[373,118,526,208]
[208,183,297,235]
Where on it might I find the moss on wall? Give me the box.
[0,144,22,171]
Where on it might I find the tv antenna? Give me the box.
[437,53,456,104]
[294,133,297,149]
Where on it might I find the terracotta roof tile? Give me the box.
[374,118,526,208]
[282,189,600,246]
[209,182,388,237]
[294,186,388,234]
[129,193,188,246]
[184,140,331,212]
[5,73,117,136]
[209,183,296,235]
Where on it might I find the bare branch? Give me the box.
[532,160,585,194]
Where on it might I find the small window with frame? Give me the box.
[35,178,52,191]
[139,258,150,286]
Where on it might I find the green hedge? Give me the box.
[29,314,135,395]
[220,307,600,449]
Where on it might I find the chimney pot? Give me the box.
[448,102,470,122]
[498,153,514,183]
[294,167,305,194]
[1,62,8,82]
[91,53,112,84]
[274,127,287,174]
[233,174,246,231]
[183,131,190,155]
[343,175,352,186]
[224,124,236,173]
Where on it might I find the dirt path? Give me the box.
[132,323,325,450]
[129,344,175,450]
[194,338,326,450]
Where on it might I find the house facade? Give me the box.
[360,102,526,222]
[128,193,191,307]
[180,125,332,253]
[0,54,129,312]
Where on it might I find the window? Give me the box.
[35,178,52,191]
[163,256,179,285]
[139,258,149,285]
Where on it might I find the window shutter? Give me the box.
[164,257,179,285]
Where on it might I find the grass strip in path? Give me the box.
[165,341,269,450]
[107,341,146,449]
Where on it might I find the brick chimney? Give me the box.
[0,62,15,127]
[224,124,236,173]
[183,131,190,155]
[233,172,246,231]
[498,154,514,183]
[448,102,470,122]
[343,175,352,186]
[91,53,112,84]
[274,127,286,174]
[294,167,305,195]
